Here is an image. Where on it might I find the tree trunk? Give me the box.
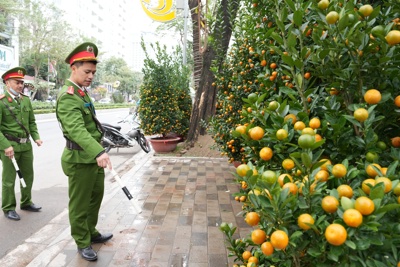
[186,0,240,145]
[189,0,202,90]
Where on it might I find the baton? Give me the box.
[109,168,141,213]
[11,157,26,188]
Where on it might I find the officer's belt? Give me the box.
[4,133,30,144]
[65,138,83,150]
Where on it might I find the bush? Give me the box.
[211,0,400,265]
[138,41,191,137]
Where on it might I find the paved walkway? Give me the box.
[0,151,251,267]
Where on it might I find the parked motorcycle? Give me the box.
[100,114,151,153]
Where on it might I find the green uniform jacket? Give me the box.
[0,91,40,151]
[56,80,104,163]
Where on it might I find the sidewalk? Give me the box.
[0,150,252,267]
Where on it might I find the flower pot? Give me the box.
[149,137,181,153]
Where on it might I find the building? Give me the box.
[47,0,135,68]
[0,17,20,92]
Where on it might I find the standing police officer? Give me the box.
[0,67,43,221]
[56,42,113,261]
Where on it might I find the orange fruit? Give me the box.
[301,127,315,135]
[364,89,381,104]
[236,125,247,134]
[318,0,329,10]
[298,134,315,149]
[242,250,252,260]
[309,118,321,129]
[261,241,274,256]
[245,212,260,226]
[276,129,288,140]
[337,184,353,198]
[260,147,273,161]
[282,159,295,170]
[375,177,392,193]
[278,173,293,187]
[359,4,373,17]
[362,179,376,194]
[393,183,400,196]
[251,229,267,245]
[331,164,347,178]
[355,196,375,215]
[283,182,298,195]
[249,126,265,140]
[262,170,277,184]
[329,88,339,95]
[236,164,250,177]
[260,59,267,67]
[298,213,315,230]
[395,95,400,107]
[315,134,322,142]
[366,163,382,177]
[270,230,289,250]
[381,167,388,176]
[325,224,347,246]
[386,30,400,45]
[354,108,368,122]
[343,209,363,228]
[315,170,330,182]
[304,72,311,79]
[270,63,277,69]
[284,114,297,124]
[392,137,400,148]
[326,11,339,24]
[322,195,339,213]
[319,159,332,171]
[248,256,258,264]
[294,121,306,131]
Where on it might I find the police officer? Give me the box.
[56,42,113,261]
[0,67,43,221]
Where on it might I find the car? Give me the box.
[98,98,111,104]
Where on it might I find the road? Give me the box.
[0,108,142,259]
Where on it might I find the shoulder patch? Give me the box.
[0,94,5,99]
[67,86,74,95]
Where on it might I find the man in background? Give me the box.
[0,67,43,221]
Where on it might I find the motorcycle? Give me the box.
[100,113,151,153]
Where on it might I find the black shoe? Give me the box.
[21,203,42,212]
[91,233,113,243]
[4,210,20,221]
[78,246,97,261]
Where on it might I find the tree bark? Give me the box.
[186,0,240,145]
[189,0,202,90]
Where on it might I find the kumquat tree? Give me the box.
[209,0,400,266]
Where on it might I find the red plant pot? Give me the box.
[149,137,181,153]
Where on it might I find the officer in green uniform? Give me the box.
[56,42,113,261]
[0,67,43,221]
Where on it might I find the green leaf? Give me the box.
[345,240,356,249]
[375,203,400,214]
[271,32,284,45]
[369,183,385,200]
[284,0,296,11]
[293,10,303,27]
[282,54,295,67]
[301,152,312,168]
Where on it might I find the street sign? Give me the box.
[0,44,15,78]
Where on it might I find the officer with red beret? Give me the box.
[56,42,113,261]
[0,67,43,221]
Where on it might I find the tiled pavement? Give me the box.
[0,152,252,267]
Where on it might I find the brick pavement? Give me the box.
[0,154,252,267]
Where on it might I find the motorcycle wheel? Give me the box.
[138,134,151,153]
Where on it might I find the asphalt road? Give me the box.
[0,108,142,259]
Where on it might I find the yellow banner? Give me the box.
[141,0,176,22]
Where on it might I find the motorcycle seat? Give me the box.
[102,123,122,131]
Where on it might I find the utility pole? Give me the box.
[182,0,189,65]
